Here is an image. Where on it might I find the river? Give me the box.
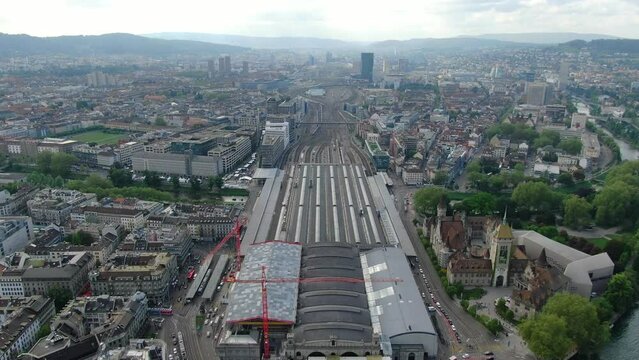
[599,128,639,161]
[601,309,639,359]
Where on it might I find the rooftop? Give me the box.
[226,242,302,324]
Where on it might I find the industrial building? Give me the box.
[218,242,437,360]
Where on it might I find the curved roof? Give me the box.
[294,243,373,344]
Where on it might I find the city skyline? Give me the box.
[1,0,638,41]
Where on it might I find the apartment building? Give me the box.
[90,252,177,303]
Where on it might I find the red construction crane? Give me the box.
[260,266,271,360]
[205,216,246,280]
[228,270,403,359]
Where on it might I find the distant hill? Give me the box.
[0,33,246,57]
[144,32,362,50]
[561,39,639,54]
[368,37,527,51]
[473,32,620,44]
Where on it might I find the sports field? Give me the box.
[70,130,130,145]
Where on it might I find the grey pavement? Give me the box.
[557,225,620,239]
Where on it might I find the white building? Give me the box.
[115,141,144,166]
[264,121,290,148]
[0,217,35,257]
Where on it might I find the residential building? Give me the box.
[0,186,39,216]
[71,206,146,230]
[581,133,601,159]
[118,226,193,263]
[27,292,148,359]
[27,189,97,225]
[402,165,423,185]
[0,296,56,360]
[89,252,177,303]
[0,216,35,257]
[21,252,94,296]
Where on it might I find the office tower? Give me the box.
[398,58,409,73]
[559,61,570,90]
[525,82,548,106]
[219,57,225,74]
[242,61,249,74]
[224,55,231,74]
[361,52,374,82]
[325,51,333,63]
[207,59,215,79]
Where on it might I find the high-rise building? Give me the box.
[398,58,409,73]
[217,56,226,75]
[242,60,249,74]
[207,59,215,79]
[525,82,548,106]
[559,61,570,90]
[224,55,231,74]
[325,51,333,63]
[361,52,374,82]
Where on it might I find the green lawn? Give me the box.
[586,237,609,249]
[70,130,130,145]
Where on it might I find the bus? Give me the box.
[187,269,196,281]
[160,308,174,316]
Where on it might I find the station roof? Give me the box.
[226,241,302,324]
[294,243,373,343]
[360,247,436,352]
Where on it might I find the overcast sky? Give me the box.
[1,0,638,40]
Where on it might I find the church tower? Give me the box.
[490,212,513,287]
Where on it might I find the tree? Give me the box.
[190,177,201,197]
[512,181,560,212]
[604,239,628,263]
[36,151,53,174]
[519,313,574,360]
[413,188,448,215]
[542,292,610,354]
[108,167,133,187]
[172,176,180,192]
[534,130,561,148]
[593,182,639,227]
[592,297,614,322]
[573,169,586,181]
[64,230,95,246]
[557,172,574,186]
[461,192,496,215]
[47,286,73,311]
[85,174,113,189]
[154,116,167,126]
[50,153,78,178]
[208,176,224,191]
[485,318,503,335]
[558,138,583,155]
[36,324,51,340]
[604,273,635,313]
[432,171,448,186]
[143,171,162,188]
[563,195,592,229]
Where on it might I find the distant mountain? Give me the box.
[368,37,526,51]
[561,39,639,54]
[144,32,364,50]
[473,32,620,44]
[0,33,246,57]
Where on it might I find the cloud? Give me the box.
[0,0,637,40]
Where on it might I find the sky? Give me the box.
[1,0,638,40]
